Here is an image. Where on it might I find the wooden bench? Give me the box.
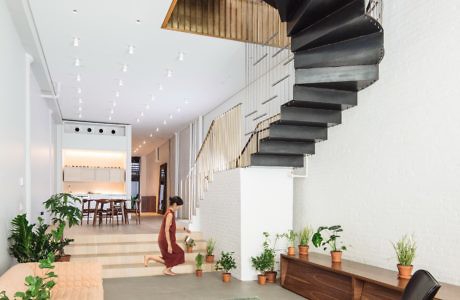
[280,253,460,299]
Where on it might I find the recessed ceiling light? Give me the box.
[77,87,82,94]
[140,112,144,117]
[118,79,124,86]
[128,45,135,55]
[78,113,82,118]
[113,101,117,107]
[169,114,173,119]
[163,120,167,125]
[139,144,142,148]
[72,9,78,14]
[78,98,83,104]
[156,127,159,132]
[73,37,80,47]
[178,52,185,61]
[115,91,120,98]
[136,118,140,123]
[143,140,146,145]
[151,95,155,101]
[74,58,80,67]
[136,19,141,24]
[159,85,163,91]
[76,74,81,82]
[149,133,153,138]
[167,69,173,78]
[110,109,114,114]
[145,104,150,110]
[122,64,128,73]
[78,106,82,112]
[176,107,181,113]
[109,116,112,121]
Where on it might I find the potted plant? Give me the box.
[299,226,313,256]
[195,253,204,277]
[282,230,297,256]
[312,225,347,263]
[393,235,416,279]
[251,249,271,285]
[262,232,280,283]
[215,251,236,283]
[43,193,82,261]
[206,238,216,263]
[8,214,72,263]
[185,236,196,253]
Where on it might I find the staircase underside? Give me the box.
[249,0,384,168]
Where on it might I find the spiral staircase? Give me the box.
[250,0,384,167]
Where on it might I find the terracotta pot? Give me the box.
[257,274,267,285]
[195,269,203,277]
[206,255,214,263]
[222,273,232,283]
[299,245,309,256]
[56,255,71,262]
[397,264,413,279]
[331,251,342,263]
[265,271,277,283]
[186,246,193,253]
[287,246,296,256]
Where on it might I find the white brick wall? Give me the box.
[294,0,460,285]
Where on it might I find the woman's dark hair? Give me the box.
[169,196,184,206]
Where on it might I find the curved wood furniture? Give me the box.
[280,253,460,300]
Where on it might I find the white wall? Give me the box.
[200,167,293,281]
[0,0,27,273]
[294,0,460,285]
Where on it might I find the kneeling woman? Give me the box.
[144,196,188,275]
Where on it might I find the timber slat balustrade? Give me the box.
[280,254,460,300]
[162,0,289,48]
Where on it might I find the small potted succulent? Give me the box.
[262,232,280,283]
[393,235,416,279]
[206,238,216,263]
[282,230,297,256]
[298,226,313,256]
[195,253,204,277]
[312,225,347,263]
[215,251,237,283]
[185,236,196,253]
[251,249,272,285]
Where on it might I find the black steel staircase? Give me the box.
[250,0,384,167]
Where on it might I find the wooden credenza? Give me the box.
[280,253,460,300]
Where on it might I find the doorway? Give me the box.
[158,163,168,214]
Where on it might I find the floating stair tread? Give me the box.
[295,65,378,86]
[251,153,305,168]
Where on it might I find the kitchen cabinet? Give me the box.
[64,167,125,182]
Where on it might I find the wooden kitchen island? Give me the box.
[280,253,460,300]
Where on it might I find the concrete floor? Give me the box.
[103,272,304,300]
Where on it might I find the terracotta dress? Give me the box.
[158,209,185,268]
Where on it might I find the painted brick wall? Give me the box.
[294,0,460,285]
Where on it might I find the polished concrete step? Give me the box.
[66,240,207,255]
[70,251,209,266]
[67,232,203,245]
[102,262,215,279]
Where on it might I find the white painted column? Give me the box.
[24,53,34,220]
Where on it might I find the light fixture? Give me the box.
[76,74,81,82]
[113,101,117,107]
[73,37,80,47]
[115,91,120,98]
[118,79,123,86]
[110,108,114,114]
[139,144,142,148]
[74,58,80,67]
[169,114,173,119]
[166,69,173,78]
[136,118,140,123]
[109,116,112,121]
[77,87,82,94]
[145,104,150,110]
[159,85,163,91]
[151,95,155,101]
[143,140,146,145]
[176,107,181,113]
[78,106,82,112]
[163,120,167,125]
[72,9,78,14]
[128,45,135,55]
[140,112,144,117]
[149,133,153,137]
[178,52,185,61]
[156,127,159,132]
[122,64,128,72]
[136,19,141,24]
[78,113,82,118]
[78,98,83,104]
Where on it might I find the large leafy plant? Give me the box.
[0,254,57,300]
[262,232,280,271]
[8,214,71,263]
[312,225,347,252]
[393,235,416,266]
[251,249,272,274]
[215,251,237,273]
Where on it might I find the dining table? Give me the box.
[92,198,128,226]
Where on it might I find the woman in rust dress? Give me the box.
[144,196,188,275]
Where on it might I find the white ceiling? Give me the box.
[29,0,246,155]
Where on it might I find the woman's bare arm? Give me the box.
[165,213,173,253]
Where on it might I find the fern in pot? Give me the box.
[298,226,313,256]
[393,235,416,279]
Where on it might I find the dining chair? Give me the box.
[81,199,95,225]
[94,199,112,226]
[124,198,141,224]
[401,270,441,300]
[107,199,125,225]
